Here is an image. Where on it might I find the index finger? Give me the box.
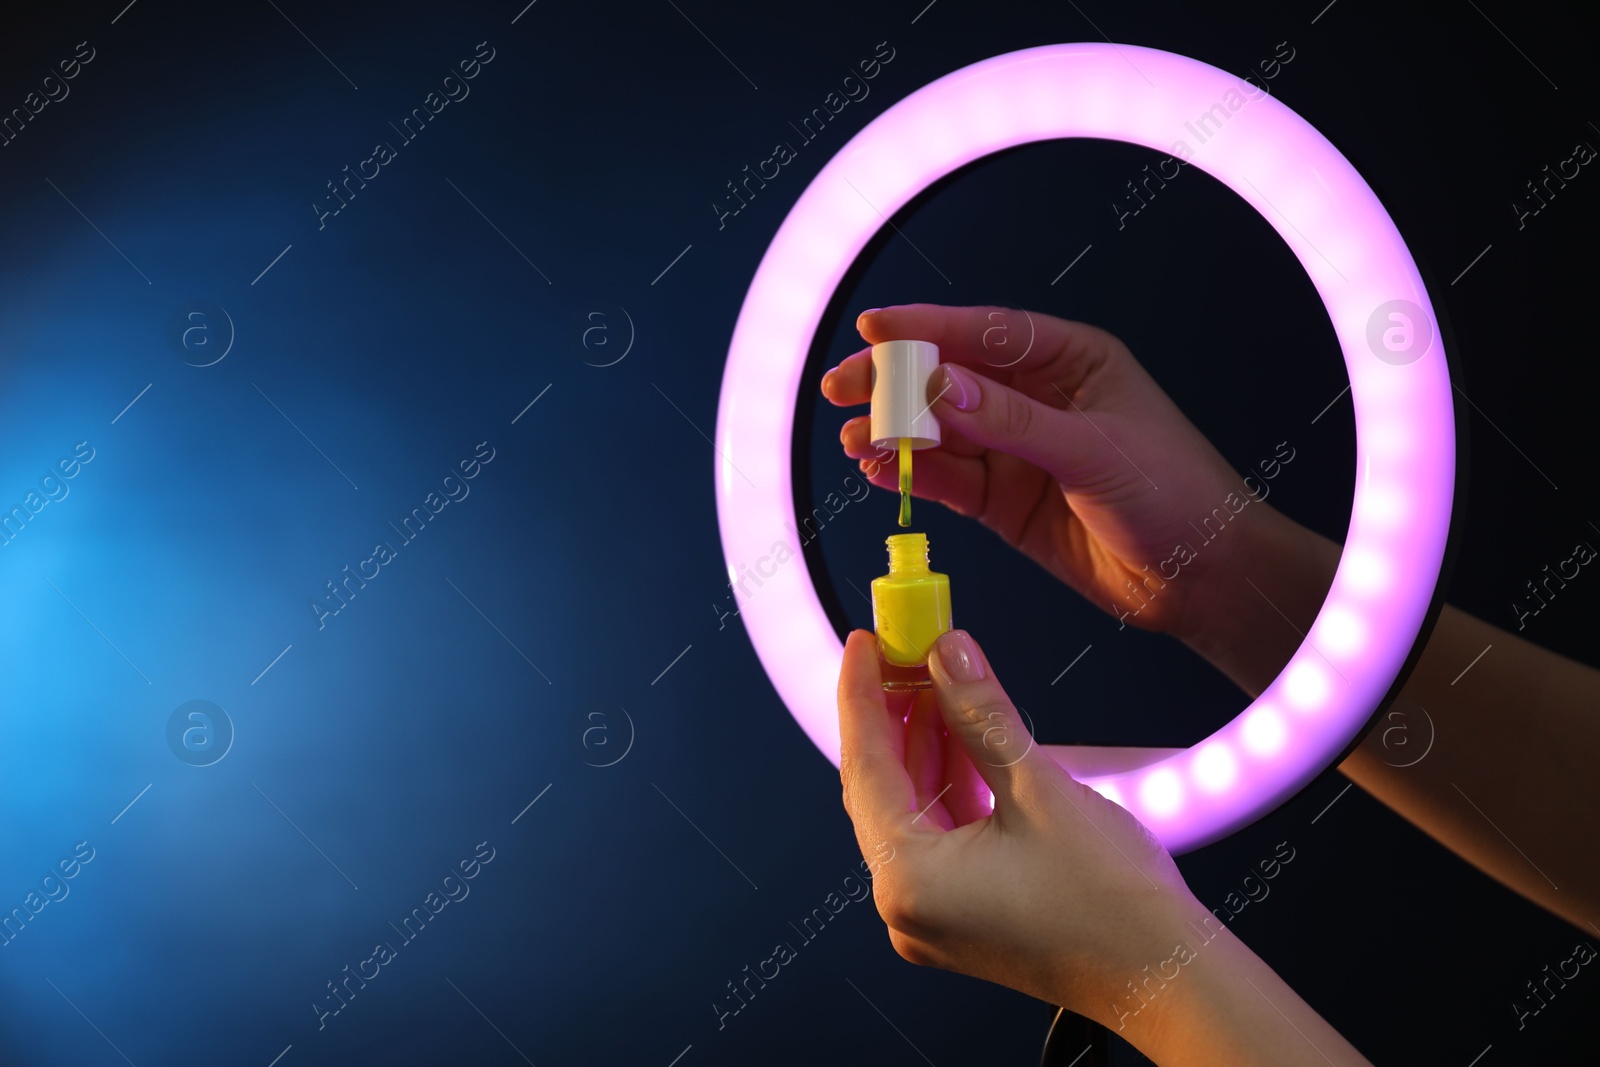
[820,303,1115,407]
[837,629,918,844]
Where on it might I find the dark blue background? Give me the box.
[1,1,1595,1063]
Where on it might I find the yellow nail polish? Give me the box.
[871,532,952,692]
[897,437,912,527]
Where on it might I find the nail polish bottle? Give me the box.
[871,532,952,692]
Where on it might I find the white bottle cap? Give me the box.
[869,339,941,451]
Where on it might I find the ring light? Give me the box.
[713,43,1453,854]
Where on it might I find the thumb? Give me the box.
[928,363,1135,491]
[926,629,1058,808]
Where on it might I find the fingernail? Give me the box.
[931,364,980,412]
[931,630,984,683]
[861,307,883,316]
[820,367,836,394]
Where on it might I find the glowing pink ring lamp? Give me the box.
[713,43,1453,856]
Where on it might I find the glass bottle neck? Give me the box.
[886,533,931,576]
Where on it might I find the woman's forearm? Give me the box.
[1174,504,1343,698]
[1176,506,1600,929]
[1340,604,1600,929]
[1090,897,1372,1066]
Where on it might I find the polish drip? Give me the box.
[897,437,912,527]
